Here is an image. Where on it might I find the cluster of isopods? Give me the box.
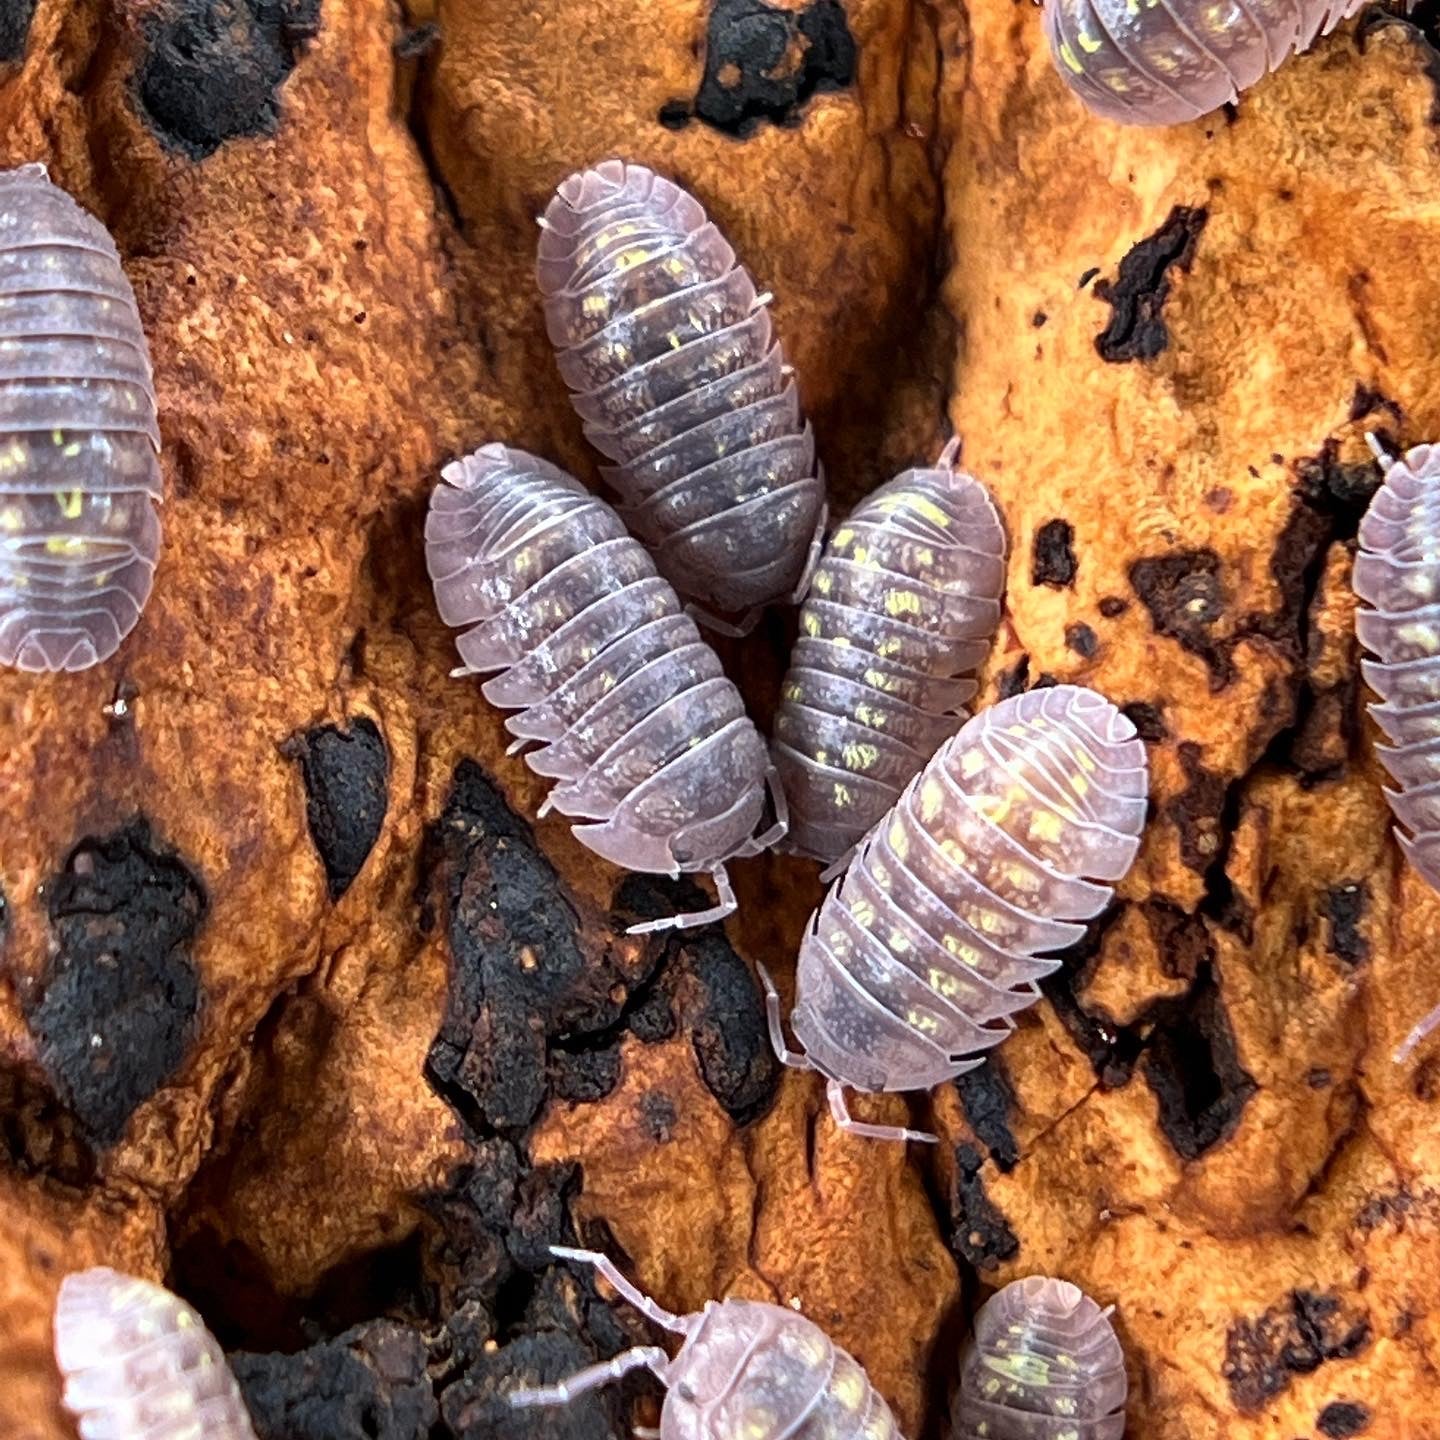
[20,11,1440,1431]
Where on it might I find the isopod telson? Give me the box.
[53,1267,258,1440]
[510,1245,904,1440]
[1043,0,1367,128]
[425,443,784,933]
[955,1275,1127,1440]
[536,160,826,629]
[0,163,162,673]
[773,438,1006,867]
[765,685,1148,1143]
[1354,435,1440,1062]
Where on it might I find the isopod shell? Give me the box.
[1043,0,1367,127]
[0,163,162,672]
[955,1276,1127,1440]
[784,685,1148,1110]
[53,1267,258,1440]
[425,443,778,930]
[773,444,1006,864]
[510,1247,904,1440]
[536,160,826,620]
[1355,441,1440,891]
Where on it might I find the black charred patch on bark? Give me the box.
[1094,206,1208,362]
[1222,1290,1371,1412]
[1130,550,1231,686]
[948,1142,1020,1271]
[954,1060,1020,1173]
[1032,519,1077,588]
[287,716,389,898]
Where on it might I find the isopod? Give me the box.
[426,443,783,933]
[955,1276,1127,1440]
[53,1267,258,1440]
[773,438,1006,866]
[536,160,826,626]
[1354,435,1440,1062]
[510,1245,904,1440]
[765,685,1148,1143]
[0,162,162,672]
[1043,0,1366,127]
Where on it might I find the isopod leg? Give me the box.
[817,843,858,886]
[737,765,790,857]
[1394,1000,1440,1064]
[508,1345,671,1408]
[827,1079,938,1146]
[756,962,812,1070]
[686,601,764,638]
[790,496,829,604]
[625,865,737,936]
[1366,431,1397,473]
[549,1246,691,1334]
[937,433,962,469]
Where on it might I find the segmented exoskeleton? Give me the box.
[764,685,1148,1143]
[536,160,826,627]
[426,444,783,933]
[0,163,162,672]
[510,1246,904,1440]
[1043,0,1367,127]
[956,1276,1127,1440]
[1354,435,1440,1062]
[53,1267,258,1440]
[773,438,1006,866]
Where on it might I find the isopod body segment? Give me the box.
[766,685,1148,1143]
[955,1275,1127,1440]
[773,439,1006,865]
[53,1267,258,1440]
[510,1245,904,1440]
[1043,0,1367,127]
[425,443,783,933]
[1354,437,1440,1061]
[536,160,826,624]
[0,163,162,672]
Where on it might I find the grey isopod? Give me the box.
[536,159,826,628]
[0,162,162,672]
[1043,0,1367,127]
[773,438,1007,867]
[510,1245,904,1440]
[426,443,783,933]
[765,685,1148,1142]
[955,1276,1127,1440]
[1354,435,1440,1062]
[53,1267,258,1440]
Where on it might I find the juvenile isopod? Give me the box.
[955,1275,1127,1440]
[1043,0,1366,127]
[53,1267,258,1440]
[764,685,1148,1142]
[1353,435,1440,1062]
[773,438,1006,866]
[510,1245,905,1440]
[0,163,162,672]
[536,160,826,627]
[426,443,783,933]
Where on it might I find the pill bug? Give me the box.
[426,443,783,933]
[510,1245,903,1440]
[1353,435,1440,1062]
[53,1267,258,1440]
[773,438,1006,867]
[536,159,826,626]
[764,684,1148,1143]
[955,1276,1127,1440]
[1043,0,1366,128]
[0,163,162,673]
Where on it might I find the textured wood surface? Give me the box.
[1,1,1438,1437]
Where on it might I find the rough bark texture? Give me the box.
[0,1,1437,1438]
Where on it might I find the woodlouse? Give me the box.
[0,163,162,673]
[1043,0,1366,127]
[510,1245,903,1440]
[53,1267,258,1440]
[536,160,826,627]
[773,438,1006,866]
[955,1276,1127,1440]
[1354,436,1440,1062]
[426,443,783,933]
[765,685,1148,1143]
